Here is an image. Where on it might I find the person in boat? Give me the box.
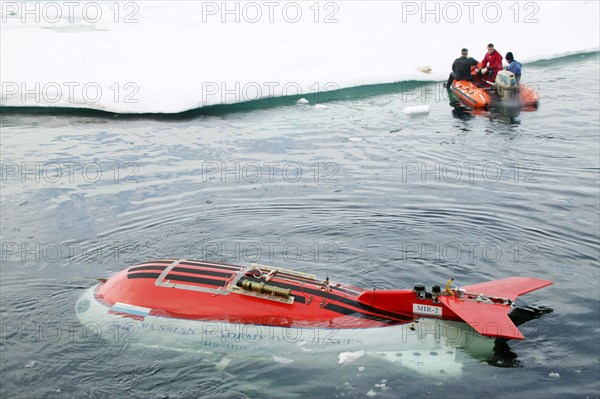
[446,48,478,87]
[478,43,503,83]
[505,52,522,84]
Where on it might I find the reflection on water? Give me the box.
[447,86,525,125]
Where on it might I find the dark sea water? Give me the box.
[1,53,599,398]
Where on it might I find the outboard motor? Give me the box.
[495,70,519,102]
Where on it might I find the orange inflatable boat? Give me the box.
[450,66,540,109]
[450,80,491,109]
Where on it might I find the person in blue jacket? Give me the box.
[505,52,522,84]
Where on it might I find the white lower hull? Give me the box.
[76,286,495,376]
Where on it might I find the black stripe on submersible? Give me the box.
[171,267,233,279]
[243,276,411,322]
[322,303,398,324]
[165,273,227,287]
[179,261,242,271]
[129,264,235,278]
[128,265,167,272]
[134,260,174,266]
[127,272,161,279]
[127,272,226,288]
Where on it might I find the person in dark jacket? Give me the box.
[479,43,503,82]
[505,52,522,84]
[446,48,478,87]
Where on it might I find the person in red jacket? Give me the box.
[479,43,503,83]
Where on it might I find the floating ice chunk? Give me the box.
[297,98,309,104]
[366,390,377,397]
[313,104,328,110]
[25,360,36,368]
[272,355,294,364]
[347,137,364,142]
[215,357,231,371]
[549,372,560,378]
[358,366,365,372]
[338,350,365,365]
[403,105,430,115]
